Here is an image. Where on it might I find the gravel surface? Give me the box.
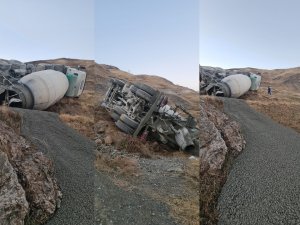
[95,171,179,225]
[15,109,95,225]
[218,98,300,225]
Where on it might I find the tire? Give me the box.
[111,78,125,87]
[120,114,139,129]
[135,83,157,96]
[114,106,126,115]
[115,120,134,134]
[129,85,138,94]
[110,112,120,121]
[136,89,152,102]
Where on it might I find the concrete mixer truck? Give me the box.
[0,59,86,110]
[101,78,200,155]
[200,66,261,98]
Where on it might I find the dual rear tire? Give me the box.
[115,114,139,134]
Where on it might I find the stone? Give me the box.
[95,138,103,145]
[199,98,245,175]
[0,151,28,225]
[104,135,113,145]
[0,120,62,224]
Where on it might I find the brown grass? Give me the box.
[167,159,200,225]
[59,114,94,137]
[0,106,21,132]
[247,100,300,133]
[168,196,199,225]
[95,153,140,177]
[49,90,96,138]
[243,88,300,133]
[116,136,153,158]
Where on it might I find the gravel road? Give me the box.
[95,171,179,225]
[15,109,95,225]
[218,98,300,225]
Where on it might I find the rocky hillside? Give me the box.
[199,96,245,225]
[0,107,61,225]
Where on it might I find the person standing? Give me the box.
[268,86,272,95]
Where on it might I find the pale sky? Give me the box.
[0,0,94,62]
[200,0,300,69]
[96,0,199,90]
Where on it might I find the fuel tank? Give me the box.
[7,70,69,110]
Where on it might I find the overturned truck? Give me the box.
[200,66,261,98]
[102,78,199,155]
[0,59,86,110]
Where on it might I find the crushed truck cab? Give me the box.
[102,78,199,155]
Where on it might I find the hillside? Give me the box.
[201,65,300,133]
[238,67,300,133]
[32,58,200,225]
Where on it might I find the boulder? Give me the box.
[199,98,245,175]
[0,152,28,225]
[0,120,62,224]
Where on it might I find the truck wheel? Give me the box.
[114,106,126,115]
[111,78,125,87]
[129,85,138,94]
[120,114,139,129]
[136,89,152,102]
[135,83,157,96]
[110,112,120,121]
[115,120,134,134]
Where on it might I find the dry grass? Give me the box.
[59,114,94,137]
[168,196,199,225]
[166,159,200,225]
[95,153,140,177]
[244,88,300,133]
[0,106,21,132]
[50,90,96,138]
[247,100,300,133]
[116,136,153,158]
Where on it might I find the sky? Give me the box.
[0,0,94,62]
[200,0,300,69]
[96,0,199,90]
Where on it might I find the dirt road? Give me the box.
[15,109,95,225]
[217,98,300,225]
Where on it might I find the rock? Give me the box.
[0,151,29,225]
[189,156,198,160]
[95,138,103,145]
[199,98,245,175]
[0,120,62,224]
[167,166,183,173]
[104,135,113,145]
[94,121,107,134]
